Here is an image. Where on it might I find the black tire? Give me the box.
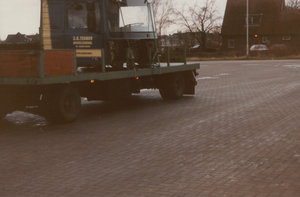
[54,87,81,123]
[41,87,81,123]
[40,89,55,122]
[159,74,185,100]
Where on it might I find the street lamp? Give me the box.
[246,0,249,58]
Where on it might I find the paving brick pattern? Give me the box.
[1,60,300,196]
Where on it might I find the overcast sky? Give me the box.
[0,0,227,40]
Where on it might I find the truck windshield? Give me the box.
[106,0,155,32]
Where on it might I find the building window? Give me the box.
[282,36,291,41]
[245,14,263,26]
[228,39,235,49]
[262,37,267,43]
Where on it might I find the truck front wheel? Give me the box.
[42,87,81,123]
[55,87,81,123]
[159,74,185,100]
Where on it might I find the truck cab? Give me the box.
[41,0,157,69]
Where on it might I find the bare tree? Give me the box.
[175,0,221,49]
[152,0,176,36]
[286,0,300,9]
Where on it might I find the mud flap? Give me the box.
[184,70,197,95]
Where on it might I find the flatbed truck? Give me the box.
[0,0,199,123]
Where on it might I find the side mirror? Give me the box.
[87,11,96,32]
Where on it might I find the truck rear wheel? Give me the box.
[159,74,185,100]
[42,87,81,123]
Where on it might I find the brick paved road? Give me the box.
[1,60,300,197]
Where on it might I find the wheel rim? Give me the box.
[63,95,76,113]
[58,87,81,123]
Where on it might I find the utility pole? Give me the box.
[246,0,249,58]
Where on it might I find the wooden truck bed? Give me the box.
[0,49,200,85]
[0,50,75,78]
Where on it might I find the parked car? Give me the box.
[189,44,216,53]
[189,44,201,51]
[268,44,287,51]
[250,44,269,51]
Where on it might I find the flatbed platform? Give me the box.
[0,50,199,85]
[0,63,199,85]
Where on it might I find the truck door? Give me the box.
[64,1,103,67]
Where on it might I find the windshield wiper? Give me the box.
[124,22,144,27]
